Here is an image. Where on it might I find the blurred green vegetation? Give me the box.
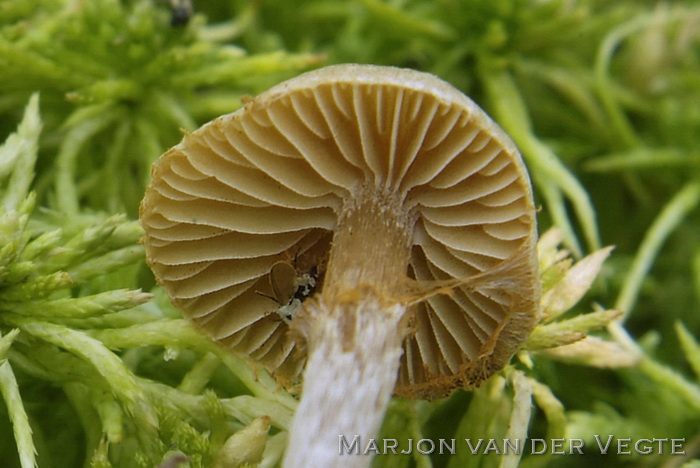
[1,0,699,467]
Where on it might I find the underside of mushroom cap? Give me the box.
[140,64,540,398]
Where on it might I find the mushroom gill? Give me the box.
[141,65,538,396]
[140,64,539,401]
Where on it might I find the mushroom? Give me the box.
[140,64,540,467]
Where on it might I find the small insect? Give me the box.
[168,0,193,26]
[259,261,318,323]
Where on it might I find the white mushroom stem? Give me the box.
[283,299,406,467]
[284,186,414,468]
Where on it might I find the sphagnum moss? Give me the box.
[0,96,298,467]
[2,1,700,466]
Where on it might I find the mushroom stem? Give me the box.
[284,185,414,467]
[283,298,407,467]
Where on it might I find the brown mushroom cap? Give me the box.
[140,64,540,398]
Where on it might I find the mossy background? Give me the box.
[1,0,699,467]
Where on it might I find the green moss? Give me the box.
[1,1,699,466]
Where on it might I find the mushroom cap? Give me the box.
[140,64,540,398]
